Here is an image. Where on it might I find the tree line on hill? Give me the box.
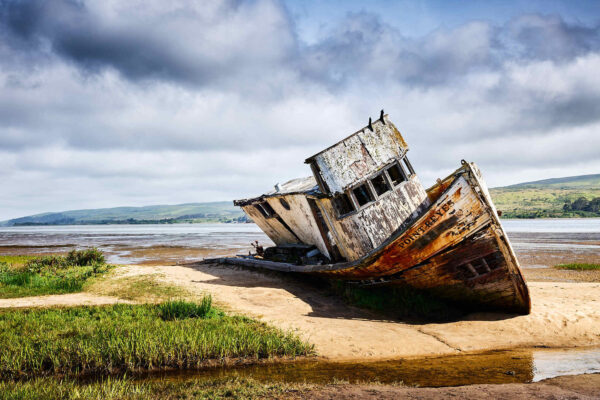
[563,197,600,214]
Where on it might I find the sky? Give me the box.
[1,0,600,220]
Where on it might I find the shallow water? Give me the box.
[1,219,599,267]
[0,223,271,264]
[140,347,600,387]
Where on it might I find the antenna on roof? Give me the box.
[380,109,385,124]
[368,117,373,131]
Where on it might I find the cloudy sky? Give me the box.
[1,0,600,220]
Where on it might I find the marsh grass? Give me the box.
[159,297,215,320]
[330,281,464,321]
[0,299,313,379]
[0,249,112,299]
[0,376,314,400]
[555,263,600,271]
[0,255,38,268]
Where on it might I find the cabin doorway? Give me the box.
[307,199,343,262]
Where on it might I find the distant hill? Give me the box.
[490,174,600,218]
[1,202,246,226]
[504,174,600,189]
[3,173,599,225]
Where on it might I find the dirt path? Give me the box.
[2,262,599,360]
[0,293,133,308]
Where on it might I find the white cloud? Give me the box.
[1,1,600,219]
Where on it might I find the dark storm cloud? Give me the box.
[0,0,296,86]
[2,1,598,90]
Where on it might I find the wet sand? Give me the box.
[296,373,600,399]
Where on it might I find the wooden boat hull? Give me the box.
[208,162,531,314]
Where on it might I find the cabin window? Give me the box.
[333,193,355,217]
[279,198,291,210]
[370,173,390,196]
[352,184,374,207]
[403,156,415,176]
[386,163,406,186]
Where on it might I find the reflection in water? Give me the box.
[532,347,600,382]
[139,347,600,388]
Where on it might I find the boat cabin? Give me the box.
[234,112,430,263]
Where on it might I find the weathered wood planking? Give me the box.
[265,194,331,259]
[241,204,300,246]
[306,116,409,194]
[316,177,430,261]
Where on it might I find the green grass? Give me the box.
[0,249,112,299]
[489,187,600,218]
[330,281,464,321]
[0,299,313,378]
[0,376,315,400]
[0,255,38,268]
[158,297,215,320]
[555,263,600,271]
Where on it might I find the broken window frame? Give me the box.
[332,192,355,218]
[332,156,416,219]
[351,182,376,209]
[370,172,391,197]
[385,161,408,187]
[403,156,416,176]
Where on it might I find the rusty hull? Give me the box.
[210,162,531,314]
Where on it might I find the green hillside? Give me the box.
[1,202,245,226]
[3,173,599,225]
[490,174,600,218]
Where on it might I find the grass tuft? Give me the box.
[555,263,600,271]
[0,249,112,299]
[158,297,216,320]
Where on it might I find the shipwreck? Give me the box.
[209,111,531,314]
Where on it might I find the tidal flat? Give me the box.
[0,221,599,399]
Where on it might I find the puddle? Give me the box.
[138,347,600,388]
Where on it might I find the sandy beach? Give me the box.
[2,261,599,361]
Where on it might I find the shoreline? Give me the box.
[2,263,600,361]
